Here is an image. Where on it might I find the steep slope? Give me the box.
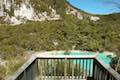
[0,0,100,25]
[0,0,62,25]
[0,0,120,79]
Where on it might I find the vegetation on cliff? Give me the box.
[0,0,120,79]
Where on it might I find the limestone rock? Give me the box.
[0,0,61,25]
[90,16,100,21]
[66,6,83,20]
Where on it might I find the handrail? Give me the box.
[7,54,37,80]
[96,58,120,80]
[7,51,120,80]
[7,52,96,80]
[36,54,96,59]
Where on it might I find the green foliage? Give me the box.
[0,0,120,78]
[30,0,49,12]
[0,65,6,80]
[29,0,67,16]
[0,58,25,80]
[110,57,120,73]
[110,57,118,68]
[14,0,22,5]
[0,13,120,53]
[0,45,25,60]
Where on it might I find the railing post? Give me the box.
[92,59,96,80]
[23,70,26,80]
[34,59,38,80]
[40,60,43,80]
[106,72,110,80]
[7,54,120,80]
[64,58,67,80]
[72,60,75,80]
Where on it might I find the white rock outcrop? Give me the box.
[10,16,23,25]
[0,0,60,25]
[0,58,7,66]
[0,0,4,16]
[14,3,34,20]
[66,5,100,21]
[66,6,83,20]
[90,16,100,21]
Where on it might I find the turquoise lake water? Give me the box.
[67,0,120,14]
[62,52,111,65]
[61,52,111,76]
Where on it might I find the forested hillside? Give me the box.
[0,0,120,79]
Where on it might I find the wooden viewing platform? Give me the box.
[7,51,120,80]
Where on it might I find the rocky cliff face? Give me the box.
[0,0,100,25]
[0,0,61,25]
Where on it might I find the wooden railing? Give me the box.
[7,51,120,80]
